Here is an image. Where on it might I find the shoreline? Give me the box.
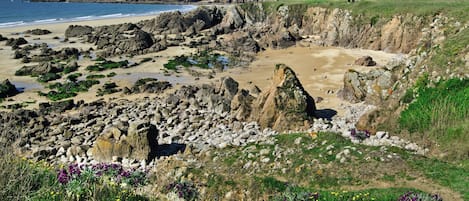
[0,4,198,29]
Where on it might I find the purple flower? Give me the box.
[68,164,81,176]
[57,169,70,184]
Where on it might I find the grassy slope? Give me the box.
[175,133,469,200]
[259,0,469,161]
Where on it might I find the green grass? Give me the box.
[261,0,469,22]
[399,78,469,160]
[410,158,469,200]
[174,132,468,200]
[430,28,469,69]
[0,152,149,201]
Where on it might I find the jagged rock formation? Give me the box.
[91,121,158,161]
[5,37,28,47]
[249,64,316,132]
[140,6,223,35]
[15,62,63,76]
[125,78,172,94]
[337,69,396,105]
[65,25,93,38]
[0,79,19,98]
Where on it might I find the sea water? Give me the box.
[0,0,195,28]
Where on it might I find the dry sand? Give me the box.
[0,16,401,115]
[221,44,399,115]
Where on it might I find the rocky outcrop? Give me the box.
[5,37,28,47]
[24,29,52,35]
[0,34,8,41]
[338,69,396,105]
[91,121,158,161]
[65,25,93,38]
[0,79,19,98]
[249,64,316,132]
[140,6,223,35]
[355,56,377,66]
[39,100,75,114]
[15,62,63,76]
[86,23,166,57]
[217,32,260,60]
[125,78,172,94]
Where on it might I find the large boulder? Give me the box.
[117,29,154,52]
[230,89,255,121]
[15,62,63,76]
[249,64,316,132]
[0,79,19,98]
[338,69,395,105]
[217,6,245,34]
[0,34,8,41]
[91,121,158,162]
[5,37,28,47]
[218,32,260,60]
[354,56,377,66]
[24,29,51,35]
[65,25,93,38]
[127,78,172,94]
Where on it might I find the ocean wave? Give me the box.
[99,13,126,18]
[0,5,198,28]
[74,15,94,20]
[34,18,58,23]
[0,21,25,28]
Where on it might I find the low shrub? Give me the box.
[37,73,61,83]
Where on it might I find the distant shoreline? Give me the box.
[0,2,198,29]
[29,0,218,5]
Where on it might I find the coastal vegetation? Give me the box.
[38,80,100,101]
[86,59,129,72]
[1,0,469,200]
[164,50,229,71]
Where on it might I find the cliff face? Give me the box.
[234,4,426,54]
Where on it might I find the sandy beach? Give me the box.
[0,14,399,115]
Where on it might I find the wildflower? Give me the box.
[57,169,69,184]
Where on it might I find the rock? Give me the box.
[249,64,316,132]
[337,69,395,105]
[218,6,245,33]
[354,56,377,66]
[376,131,389,139]
[39,99,75,114]
[15,61,63,76]
[65,25,93,38]
[5,37,28,46]
[0,34,7,41]
[218,32,260,60]
[0,79,19,98]
[24,29,51,35]
[230,89,255,121]
[91,122,158,162]
[129,78,172,94]
[219,77,239,99]
[141,7,223,35]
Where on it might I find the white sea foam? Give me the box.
[0,5,197,28]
